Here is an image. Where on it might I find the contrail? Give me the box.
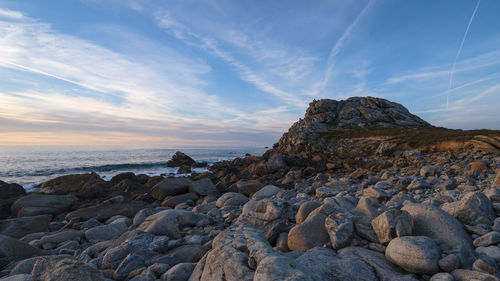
[446,0,481,108]
[320,0,374,92]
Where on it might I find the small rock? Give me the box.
[476,246,500,262]
[474,232,500,247]
[438,254,460,272]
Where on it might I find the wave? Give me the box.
[4,161,168,178]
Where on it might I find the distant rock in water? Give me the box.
[167,151,196,167]
[275,96,430,156]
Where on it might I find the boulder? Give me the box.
[288,212,329,251]
[338,246,420,281]
[151,244,209,266]
[296,201,321,224]
[11,194,76,217]
[0,215,50,238]
[441,192,495,226]
[114,254,146,281]
[265,153,287,172]
[40,230,83,248]
[65,201,148,222]
[40,173,107,196]
[31,258,105,281]
[161,193,198,208]
[150,178,192,200]
[188,228,254,281]
[402,203,475,267]
[251,185,281,201]
[84,221,128,242]
[386,236,441,274]
[138,209,211,239]
[0,181,26,200]
[189,178,217,196]
[215,192,248,208]
[325,213,353,249]
[161,262,196,281]
[371,209,413,244]
[239,199,288,243]
[0,234,43,268]
[236,180,263,196]
[166,152,195,167]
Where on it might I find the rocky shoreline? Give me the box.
[1,97,500,281]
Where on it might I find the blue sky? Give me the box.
[0,0,499,146]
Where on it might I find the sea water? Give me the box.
[0,146,267,190]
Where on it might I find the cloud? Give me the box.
[0,8,296,145]
[0,8,25,19]
[153,10,318,108]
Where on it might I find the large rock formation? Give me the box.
[274,97,430,157]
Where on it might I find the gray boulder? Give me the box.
[402,202,475,268]
[150,177,192,200]
[0,215,50,239]
[11,194,76,217]
[325,213,353,250]
[215,192,248,208]
[386,236,441,274]
[251,185,281,201]
[161,262,196,281]
[236,180,263,196]
[138,210,211,239]
[371,209,413,244]
[288,213,329,251]
[0,234,43,268]
[189,178,217,196]
[84,221,128,242]
[32,258,105,281]
[441,192,495,226]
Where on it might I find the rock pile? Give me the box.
[0,97,499,281]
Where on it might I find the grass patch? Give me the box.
[322,126,500,148]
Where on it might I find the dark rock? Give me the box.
[166,152,195,167]
[161,193,198,208]
[65,201,148,222]
[40,173,107,197]
[0,181,26,200]
[177,165,191,174]
[150,178,192,201]
[11,194,76,217]
[0,215,51,238]
[0,234,43,268]
[110,172,138,185]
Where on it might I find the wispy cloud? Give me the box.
[0,8,295,145]
[0,8,25,19]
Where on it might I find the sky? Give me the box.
[0,0,499,147]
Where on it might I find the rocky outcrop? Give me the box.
[274,97,430,156]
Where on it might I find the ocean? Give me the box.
[0,146,267,190]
